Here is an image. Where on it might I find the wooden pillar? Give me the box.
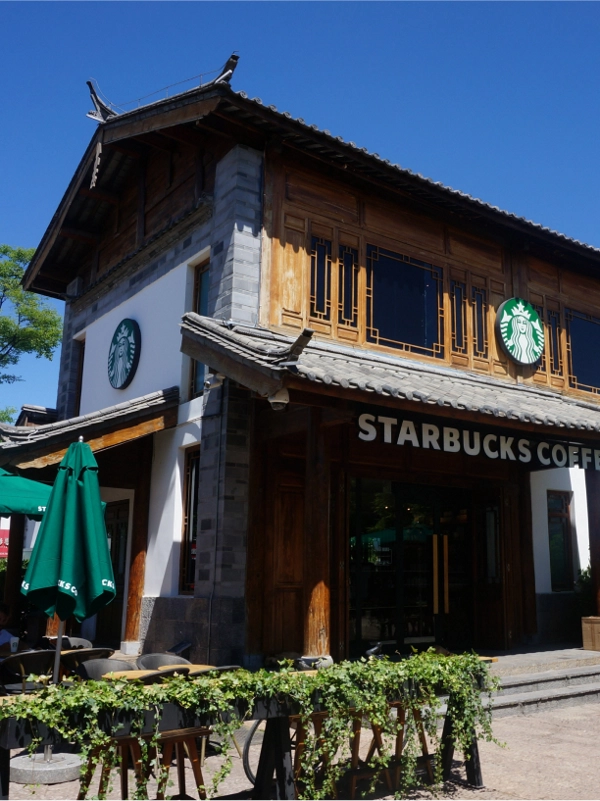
[303,408,330,656]
[585,471,600,615]
[124,436,153,642]
[4,514,25,626]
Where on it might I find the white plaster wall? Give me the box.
[76,262,195,414]
[530,467,590,594]
[143,398,204,597]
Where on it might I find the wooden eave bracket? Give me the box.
[180,328,283,397]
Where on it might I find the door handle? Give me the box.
[432,534,439,614]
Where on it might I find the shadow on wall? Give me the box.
[534,593,582,644]
[140,596,246,665]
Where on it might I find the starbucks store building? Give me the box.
[10,91,600,665]
[182,292,599,660]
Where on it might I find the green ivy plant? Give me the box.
[2,650,498,799]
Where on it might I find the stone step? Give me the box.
[489,680,600,717]
[496,664,600,696]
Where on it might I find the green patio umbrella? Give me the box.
[21,439,116,680]
[0,467,52,519]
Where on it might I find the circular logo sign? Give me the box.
[107,319,141,389]
[495,298,544,365]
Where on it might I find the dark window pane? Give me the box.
[548,311,562,376]
[338,245,358,327]
[567,310,600,392]
[310,237,331,320]
[192,268,210,397]
[366,245,443,357]
[472,286,488,358]
[180,449,201,593]
[450,281,466,353]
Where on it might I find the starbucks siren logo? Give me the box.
[496,298,544,366]
[107,319,141,389]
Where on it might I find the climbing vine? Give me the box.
[1,650,498,799]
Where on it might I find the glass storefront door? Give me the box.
[349,478,473,656]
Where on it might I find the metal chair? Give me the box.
[75,658,133,680]
[136,652,192,670]
[43,636,93,650]
[60,648,115,676]
[0,650,56,694]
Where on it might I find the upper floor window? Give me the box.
[190,262,210,398]
[365,245,444,359]
[565,308,600,394]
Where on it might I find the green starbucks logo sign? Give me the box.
[107,319,141,389]
[496,298,544,365]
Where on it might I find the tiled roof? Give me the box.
[0,387,179,458]
[181,313,600,434]
[99,82,600,259]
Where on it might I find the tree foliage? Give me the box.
[0,245,62,416]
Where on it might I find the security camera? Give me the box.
[268,388,289,411]
[204,373,225,391]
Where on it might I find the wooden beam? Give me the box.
[136,158,146,246]
[124,434,153,642]
[159,126,205,146]
[132,132,178,152]
[104,142,143,159]
[14,414,175,470]
[58,228,100,245]
[284,377,600,443]
[102,97,221,145]
[303,408,331,656]
[78,186,120,206]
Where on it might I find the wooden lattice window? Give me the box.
[366,245,444,358]
[547,491,574,592]
[547,309,564,377]
[565,308,600,394]
[338,245,359,328]
[310,237,332,321]
[450,280,467,355]
[180,447,201,594]
[471,284,488,359]
[533,304,548,373]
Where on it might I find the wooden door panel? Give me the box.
[270,588,304,654]
[273,488,304,585]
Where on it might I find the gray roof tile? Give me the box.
[181,314,600,434]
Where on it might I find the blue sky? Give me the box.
[2,1,600,416]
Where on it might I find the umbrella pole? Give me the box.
[52,618,66,684]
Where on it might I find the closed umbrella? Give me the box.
[0,467,51,519]
[21,439,116,681]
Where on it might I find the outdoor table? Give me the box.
[0,684,484,799]
[250,692,484,800]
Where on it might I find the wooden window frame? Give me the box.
[179,446,201,595]
[565,307,600,395]
[189,261,210,399]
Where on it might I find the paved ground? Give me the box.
[6,699,600,800]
